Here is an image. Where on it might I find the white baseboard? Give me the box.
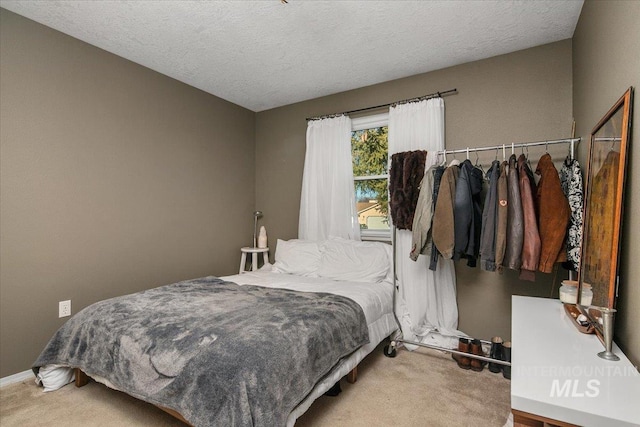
[0,369,34,388]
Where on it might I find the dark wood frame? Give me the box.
[577,87,633,310]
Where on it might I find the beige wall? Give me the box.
[256,40,574,342]
[0,10,256,377]
[573,0,640,367]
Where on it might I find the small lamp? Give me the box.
[253,211,263,248]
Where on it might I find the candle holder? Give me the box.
[596,307,620,361]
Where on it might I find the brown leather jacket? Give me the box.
[536,153,570,273]
[518,155,541,281]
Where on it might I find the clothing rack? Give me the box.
[384,226,511,366]
[384,136,582,364]
[438,137,581,162]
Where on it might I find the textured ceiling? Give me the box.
[1,0,584,112]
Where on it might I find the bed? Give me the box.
[33,237,397,427]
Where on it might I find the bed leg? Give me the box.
[75,368,89,387]
[346,366,357,384]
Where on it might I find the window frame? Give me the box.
[351,113,391,241]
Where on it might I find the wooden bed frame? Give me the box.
[74,366,359,425]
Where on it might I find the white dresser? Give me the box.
[511,296,640,427]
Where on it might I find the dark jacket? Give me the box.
[480,160,500,271]
[518,154,541,281]
[536,153,570,273]
[429,165,446,271]
[504,154,524,270]
[495,161,509,272]
[453,160,483,267]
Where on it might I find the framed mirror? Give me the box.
[578,87,633,315]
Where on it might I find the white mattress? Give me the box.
[221,269,397,426]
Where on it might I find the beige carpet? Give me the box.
[1,344,511,426]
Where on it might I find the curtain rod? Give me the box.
[439,137,582,159]
[305,88,457,121]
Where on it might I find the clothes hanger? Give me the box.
[520,144,528,167]
[448,150,460,167]
[565,141,574,165]
[474,149,486,176]
[440,150,447,167]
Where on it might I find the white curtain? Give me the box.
[299,116,361,241]
[388,98,463,350]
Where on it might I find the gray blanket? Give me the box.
[33,277,369,426]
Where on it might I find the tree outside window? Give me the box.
[351,125,389,236]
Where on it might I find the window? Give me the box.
[351,113,390,240]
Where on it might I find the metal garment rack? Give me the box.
[384,227,510,366]
[384,136,582,364]
[438,137,582,162]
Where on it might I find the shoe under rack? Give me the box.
[383,332,511,368]
[384,226,511,368]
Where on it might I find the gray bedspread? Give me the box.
[33,276,369,427]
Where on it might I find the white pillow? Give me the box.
[272,239,321,277]
[317,237,392,283]
[35,365,75,392]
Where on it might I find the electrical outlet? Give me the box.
[59,300,71,318]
